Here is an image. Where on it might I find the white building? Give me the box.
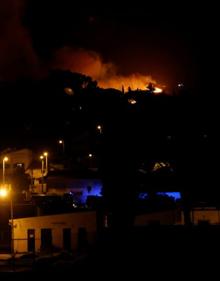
[12,211,97,254]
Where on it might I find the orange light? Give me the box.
[3,157,8,162]
[64,87,74,96]
[0,188,8,198]
[153,87,163,94]
[98,74,157,91]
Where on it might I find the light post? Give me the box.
[43,152,48,174]
[40,155,44,193]
[10,186,14,259]
[97,125,102,134]
[58,139,65,154]
[3,156,8,184]
[0,185,14,259]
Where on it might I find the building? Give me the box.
[191,207,220,225]
[1,148,33,171]
[0,148,33,180]
[12,211,97,254]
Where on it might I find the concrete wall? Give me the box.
[12,211,96,253]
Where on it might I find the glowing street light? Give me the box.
[0,185,14,260]
[3,156,9,184]
[178,83,184,88]
[58,139,65,153]
[40,155,44,165]
[97,125,103,134]
[88,153,93,158]
[43,152,48,174]
[40,155,44,193]
[0,187,8,198]
[40,155,44,172]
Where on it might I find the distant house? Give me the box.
[12,211,97,253]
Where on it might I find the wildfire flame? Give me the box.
[98,73,157,91]
[53,47,164,94]
[153,87,163,94]
[98,75,164,94]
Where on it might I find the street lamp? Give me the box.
[10,186,14,260]
[40,155,44,193]
[58,139,65,153]
[97,125,102,134]
[0,187,8,197]
[43,152,48,174]
[3,156,8,184]
[0,185,14,259]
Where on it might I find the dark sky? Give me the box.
[0,1,218,92]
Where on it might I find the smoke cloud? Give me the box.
[52,47,156,91]
[0,1,157,90]
[0,0,41,80]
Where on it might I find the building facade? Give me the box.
[12,211,97,253]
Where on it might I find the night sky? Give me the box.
[0,1,218,92]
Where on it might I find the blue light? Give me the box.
[81,183,103,203]
[157,192,181,200]
[138,192,148,200]
[137,192,181,201]
[69,179,103,204]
